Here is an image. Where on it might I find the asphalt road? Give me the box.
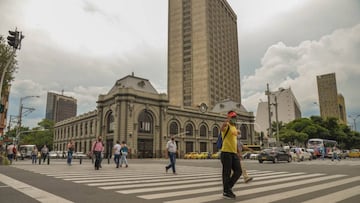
[1,158,359,203]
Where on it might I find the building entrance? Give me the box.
[137,138,153,158]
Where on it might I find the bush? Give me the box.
[0,155,10,165]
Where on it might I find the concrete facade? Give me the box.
[53,75,255,158]
[168,0,241,108]
[316,73,347,124]
[255,88,301,137]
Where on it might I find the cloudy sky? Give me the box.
[0,0,359,130]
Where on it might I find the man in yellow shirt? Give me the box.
[221,111,241,199]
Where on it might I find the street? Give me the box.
[0,158,359,203]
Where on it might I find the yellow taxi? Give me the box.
[348,149,360,158]
[197,152,210,159]
[184,152,199,159]
[211,151,221,159]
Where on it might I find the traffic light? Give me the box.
[7,30,19,49]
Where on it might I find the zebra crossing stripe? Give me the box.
[76,172,220,183]
[119,172,306,194]
[301,185,360,203]
[138,172,314,200]
[0,174,73,203]
[99,171,287,189]
[163,174,345,203]
[237,176,360,203]
[89,174,220,186]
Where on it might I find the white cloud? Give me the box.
[242,24,360,119]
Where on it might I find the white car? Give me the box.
[290,148,312,161]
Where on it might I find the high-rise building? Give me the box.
[316,73,347,124]
[45,92,77,123]
[255,88,301,136]
[168,0,241,108]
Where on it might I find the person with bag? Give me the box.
[67,140,74,166]
[120,141,129,168]
[220,111,242,200]
[92,136,104,170]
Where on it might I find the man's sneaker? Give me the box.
[244,177,253,183]
[223,192,236,199]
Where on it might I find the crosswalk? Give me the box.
[11,162,360,203]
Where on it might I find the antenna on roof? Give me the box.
[132,72,134,76]
[61,89,64,95]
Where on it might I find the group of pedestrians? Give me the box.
[113,140,129,168]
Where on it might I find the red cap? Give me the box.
[228,111,237,118]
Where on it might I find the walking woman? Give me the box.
[120,141,129,168]
[92,136,104,170]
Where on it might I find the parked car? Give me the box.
[197,152,210,159]
[73,152,87,159]
[242,152,251,159]
[258,147,292,163]
[48,151,59,159]
[349,149,360,158]
[211,151,221,159]
[250,152,259,160]
[289,147,312,161]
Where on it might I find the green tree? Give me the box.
[18,119,54,150]
[0,36,18,93]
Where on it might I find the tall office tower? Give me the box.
[316,73,347,124]
[168,0,241,108]
[45,92,77,122]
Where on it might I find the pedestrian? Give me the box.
[67,140,74,166]
[91,136,104,170]
[6,142,16,164]
[332,145,340,161]
[41,145,49,164]
[31,146,38,164]
[295,146,301,162]
[120,141,129,168]
[237,140,253,183]
[220,111,242,199]
[165,135,177,175]
[113,141,121,168]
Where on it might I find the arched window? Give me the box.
[107,112,114,133]
[169,122,179,136]
[213,126,219,138]
[240,125,247,139]
[138,110,153,133]
[185,124,193,137]
[200,125,207,137]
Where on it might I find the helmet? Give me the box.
[228,111,237,118]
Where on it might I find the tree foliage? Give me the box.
[278,116,360,149]
[0,36,18,92]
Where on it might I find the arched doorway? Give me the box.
[137,110,154,158]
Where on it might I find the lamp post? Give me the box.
[15,95,40,145]
[266,85,285,147]
[348,114,360,132]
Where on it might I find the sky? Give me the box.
[0,0,359,131]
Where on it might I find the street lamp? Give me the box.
[265,84,285,146]
[15,95,40,145]
[348,114,360,132]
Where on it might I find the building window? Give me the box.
[200,125,207,137]
[107,112,114,133]
[213,126,219,138]
[169,122,179,136]
[138,110,153,134]
[185,124,193,137]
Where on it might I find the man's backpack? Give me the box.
[216,126,230,150]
